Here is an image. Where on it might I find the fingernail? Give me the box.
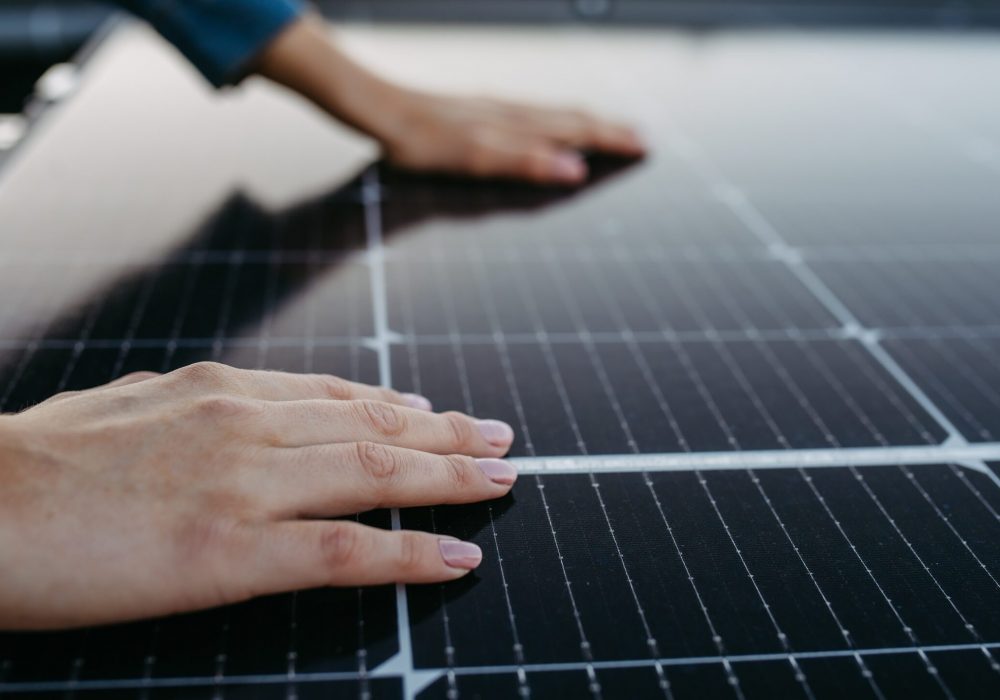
[476,419,515,446]
[477,458,518,485]
[402,393,433,411]
[552,152,586,181]
[439,540,483,569]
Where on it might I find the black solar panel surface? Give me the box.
[1,21,1000,700]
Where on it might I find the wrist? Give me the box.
[255,16,407,146]
[319,64,408,145]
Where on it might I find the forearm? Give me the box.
[252,15,404,143]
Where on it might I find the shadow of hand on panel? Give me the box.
[0,155,639,410]
[402,492,518,624]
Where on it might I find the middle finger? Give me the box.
[254,443,518,517]
[257,399,515,456]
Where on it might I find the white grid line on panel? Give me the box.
[359,168,433,699]
[6,641,1000,693]
[654,115,990,453]
[12,325,1000,350]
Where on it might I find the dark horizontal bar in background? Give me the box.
[321,0,1000,25]
[3,0,1000,58]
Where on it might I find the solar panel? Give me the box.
[1,20,1000,700]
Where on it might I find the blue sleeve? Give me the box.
[118,0,306,87]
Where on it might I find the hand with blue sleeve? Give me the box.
[118,1,646,184]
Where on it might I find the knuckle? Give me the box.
[174,361,230,386]
[42,390,81,405]
[315,374,354,401]
[443,411,476,450]
[356,400,407,437]
[192,395,261,421]
[355,441,403,488]
[594,123,619,146]
[397,531,425,574]
[319,522,362,572]
[443,454,476,490]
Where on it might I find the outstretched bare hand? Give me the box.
[0,363,516,630]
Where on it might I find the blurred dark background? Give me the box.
[1,0,1000,115]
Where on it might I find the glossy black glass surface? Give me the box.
[2,19,1000,700]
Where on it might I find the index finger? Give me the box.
[244,371,433,410]
[164,362,432,410]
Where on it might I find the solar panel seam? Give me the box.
[920,340,1000,431]
[398,65,1000,696]
[374,170,1000,696]
[392,294,1000,684]
[885,338,997,443]
[927,340,1000,430]
[9,642,1000,693]
[425,195,824,697]
[648,120,1000,689]
[658,117,975,450]
[600,270,874,694]
[359,167,427,699]
[20,326,1000,347]
[808,257,1000,330]
[884,336,1000,446]
[511,447,1000,474]
[650,309,913,693]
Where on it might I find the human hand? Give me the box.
[0,363,516,630]
[256,16,646,185]
[369,89,646,185]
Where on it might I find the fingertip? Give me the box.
[607,125,647,156]
[550,151,588,184]
[476,458,518,486]
[438,539,483,570]
[624,128,648,155]
[475,419,516,448]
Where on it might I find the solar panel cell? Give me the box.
[390,339,947,457]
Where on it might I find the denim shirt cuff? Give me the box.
[126,0,306,87]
